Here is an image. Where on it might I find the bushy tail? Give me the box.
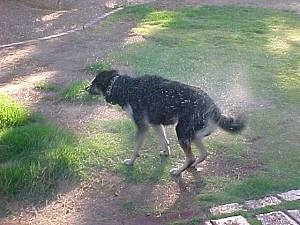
[214,113,246,133]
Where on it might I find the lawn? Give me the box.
[0,4,299,222]
[95,4,300,212]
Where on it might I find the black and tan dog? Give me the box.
[85,70,246,176]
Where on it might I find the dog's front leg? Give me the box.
[124,128,147,166]
[152,125,171,156]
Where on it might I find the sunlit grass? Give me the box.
[0,94,30,130]
[0,122,80,197]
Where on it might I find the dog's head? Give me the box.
[85,70,119,95]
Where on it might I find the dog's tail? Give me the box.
[213,112,246,133]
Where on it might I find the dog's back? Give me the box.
[110,75,218,127]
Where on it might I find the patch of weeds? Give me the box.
[0,94,30,130]
[85,60,112,74]
[60,81,102,102]
[35,82,60,92]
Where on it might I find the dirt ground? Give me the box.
[0,0,299,224]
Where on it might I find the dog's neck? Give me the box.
[105,75,119,97]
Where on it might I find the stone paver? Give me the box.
[287,210,300,223]
[210,203,245,216]
[277,189,300,201]
[207,189,300,225]
[211,215,250,225]
[257,211,298,225]
[203,221,213,225]
[244,196,282,209]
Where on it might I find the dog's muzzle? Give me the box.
[85,85,99,95]
[84,86,90,92]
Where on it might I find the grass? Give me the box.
[102,4,300,205]
[0,94,30,130]
[0,95,81,198]
[59,81,102,102]
[168,217,203,225]
[0,124,78,197]
[85,60,112,74]
[84,119,175,183]
[35,82,60,92]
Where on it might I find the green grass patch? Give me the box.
[81,119,176,183]
[35,82,60,92]
[85,60,112,74]
[0,94,30,130]
[0,123,80,197]
[0,95,82,198]
[60,81,102,102]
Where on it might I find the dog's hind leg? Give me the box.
[190,137,208,168]
[124,126,148,166]
[152,125,170,156]
[170,124,195,176]
[170,144,195,177]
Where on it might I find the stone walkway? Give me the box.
[204,189,300,225]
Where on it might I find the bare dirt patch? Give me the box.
[0,0,298,224]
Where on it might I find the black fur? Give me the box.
[86,70,246,174]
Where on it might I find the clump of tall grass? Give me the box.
[0,94,30,130]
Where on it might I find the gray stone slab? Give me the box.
[257,211,298,225]
[211,215,250,225]
[203,221,213,225]
[210,203,245,216]
[287,210,300,223]
[244,196,282,209]
[277,189,300,201]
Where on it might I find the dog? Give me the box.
[85,70,246,176]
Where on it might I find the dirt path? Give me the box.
[0,0,299,225]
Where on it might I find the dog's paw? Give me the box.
[123,159,134,166]
[169,168,181,177]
